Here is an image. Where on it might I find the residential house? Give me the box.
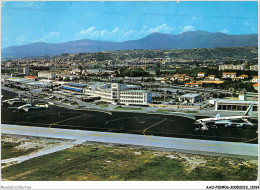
[239,74,249,80]
[252,76,258,83]
[185,82,203,87]
[197,72,205,78]
[222,72,236,79]
[208,75,215,80]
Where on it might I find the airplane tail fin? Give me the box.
[244,104,253,116]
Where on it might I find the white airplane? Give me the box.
[195,104,254,130]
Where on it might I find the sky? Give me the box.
[1,1,258,48]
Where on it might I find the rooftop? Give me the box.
[200,80,224,84]
[25,76,37,79]
[126,84,140,88]
[216,100,258,104]
[66,83,87,87]
[185,82,202,85]
[223,72,236,74]
[180,93,201,98]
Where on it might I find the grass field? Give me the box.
[99,105,108,108]
[1,141,39,160]
[113,106,142,111]
[1,143,258,181]
[155,109,171,113]
[184,110,199,113]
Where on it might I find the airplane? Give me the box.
[195,104,255,131]
[8,103,49,112]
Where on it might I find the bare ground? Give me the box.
[1,134,75,168]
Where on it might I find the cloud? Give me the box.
[148,24,175,34]
[75,24,176,41]
[220,29,229,34]
[76,27,108,38]
[38,31,60,42]
[46,32,60,38]
[16,35,26,44]
[78,27,96,35]
[124,30,136,37]
[182,25,196,33]
[112,27,119,33]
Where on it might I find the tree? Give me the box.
[122,68,149,77]
[155,68,161,76]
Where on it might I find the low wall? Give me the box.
[148,103,200,110]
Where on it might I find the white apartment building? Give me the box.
[249,65,258,71]
[23,67,29,75]
[38,72,56,79]
[208,75,215,80]
[251,76,258,83]
[222,72,236,79]
[179,94,202,103]
[85,83,152,105]
[197,72,205,78]
[219,64,245,71]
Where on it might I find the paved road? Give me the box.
[1,124,258,158]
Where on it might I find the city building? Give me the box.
[5,77,51,89]
[85,83,152,105]
[253,83,258,91]
[222,72,236,79]
[61,83,87,93]
[238,92,247,101]
[23,67,29,75]
[197,72,205,78]
[185,82,203,87]
[219,64,245,71]
[251,76,258,83]
[215,100,258,111]
[239,74,249,80]
[208,75,215,80]
[70,68,82,75]
[200,80,224,84]
[179,93,202,103]
[24,76,37,81]
[38,72,56,80]
[161,78,167,84]
[249,64,258,71]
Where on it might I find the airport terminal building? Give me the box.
[61,83,87,93]
[85,83,152,105]
[215,100,258,111]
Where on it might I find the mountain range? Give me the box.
[2,31,258,58]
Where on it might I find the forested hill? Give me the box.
[2,31,258,58]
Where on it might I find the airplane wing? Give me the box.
[215,120,232,125]
[215,120,254,127]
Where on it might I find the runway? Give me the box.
[1,124,258,158]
